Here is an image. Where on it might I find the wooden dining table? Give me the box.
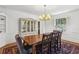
[24,34,43,54]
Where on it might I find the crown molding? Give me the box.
[53,8,79,15]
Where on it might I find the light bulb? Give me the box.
[47,14,51,19]
[39,14,52,20]
[42,14,45,18]
[39,15,43,20]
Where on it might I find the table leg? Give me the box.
[32,44,36,54]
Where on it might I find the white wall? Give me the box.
[0,7,38,47]
[44,18,54,33]
[40,18,54,34]
[54,9,79,43]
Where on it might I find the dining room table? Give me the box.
[24,34,43,54]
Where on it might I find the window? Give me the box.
[27,21,30,32]
[19,18,37,35]
[0,15,6,33]
[56,18,66,31]
[31,21,33,32]
[33,21,36,31]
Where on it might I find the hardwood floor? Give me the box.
[0,39,79,54]
[61,40,79,54]
[0,43,18,54]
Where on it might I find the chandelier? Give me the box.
[39,5,52,21]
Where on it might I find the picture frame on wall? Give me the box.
[0,15,6,33]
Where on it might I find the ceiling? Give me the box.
[1,5,79,15]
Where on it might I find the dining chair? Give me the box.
[35,41,42,54]
[41,34,51,54]
[50,32,57,54]
[15,34,32,54]
[52,30,62,53]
